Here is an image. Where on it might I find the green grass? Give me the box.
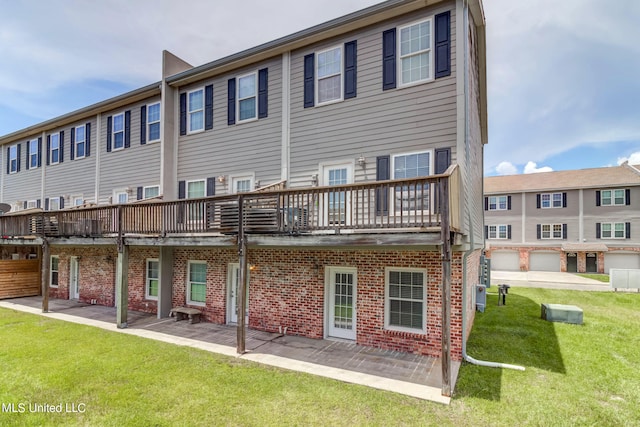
[1,288,639,426]
[575,273,610,283]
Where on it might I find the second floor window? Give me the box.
[9,145,18,173]
[188,89,204,133]
[399,19,432,85]
[144,186,160,199]
[49,133,60,164]
[75,125,86,158]
[602,189,625,206]
[113,113,125,150]
[29,139,39,168]
[238,73,257,121]
[147,103,161,142]
[488,225,509,239]
[541,224,562,239]
[539,192,565,209]
[489,196,508,210]
[317,46,342,104]
[601,222,626,239]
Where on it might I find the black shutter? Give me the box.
[536,194,541,209]
[376,155,390,215]
[16,144,20,172]
[484,197,488,211]
[563,224,567,239]
[507,225,512,240]
[124,112,130,149]
[178,181,186,199]
[5,147,8,174]
[46,135,51,165]
[25,141,30,170]
[179,93,187,135]
[626,222,631,239]
[562,192,567,208]
[303,53,315,108]
[596,223,601,239]
[206,177,216,197]
[137,187,143,200]
[484,225,488,239]
[434,147,451,174]
[71,127,76,160]
[45,198,49,211]
[595,190,601,206]
[626,189,631,205]
[536,224,541,239]
[59,197,64,209]
[37,199,41,208]
[59,131,64,163]
[382,28,396,90]
[140,105,147,144]
[23,201,27,209]
[434,11,451,79]
[37,137,42,167]
[344,41,357,99]
[228,78,236,125]
[205,84,214,129]
[258,69,268,118]
[85,123,91,156]
[106,116,112,152]
[507,196,512,210]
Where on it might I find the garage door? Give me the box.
[490,251,519,271]
[604,252,640,274]
[530,252,561,272]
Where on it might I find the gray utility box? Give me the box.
[476,285,486,312]
[541,304,583,325]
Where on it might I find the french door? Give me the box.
[326,267,357,340]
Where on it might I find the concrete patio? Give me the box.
[0,296,459,404]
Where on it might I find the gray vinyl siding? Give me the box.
[524,190,578,243]
[3,137,43,206]
[289,2,457,189]
[177,57,283,192]
[584,187,640,244]
[462,12,484,242]
[485,194,521,243]
[98,97,162,204]
[44,120,97,206]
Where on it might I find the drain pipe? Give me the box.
[460,0,523,371]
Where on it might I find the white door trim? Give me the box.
[69,256,79,300]
[325,266,357,340]
[227,263,249,324]
[320,162,354,227]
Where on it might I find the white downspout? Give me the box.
[460,0,524,371]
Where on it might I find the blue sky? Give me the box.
[1,0,639,176]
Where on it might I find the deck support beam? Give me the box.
[158,246,174,318]
[41,239,49,313]
[116,207,129,328]
[237,195,248,354]
[440,177,452,397]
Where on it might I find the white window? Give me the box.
[392,151,432,213]
[187,180,206,221]
[112,113,125,150]
[541,224,563,239]
[72,195,84,206]
[237,73,257,121]
[29,139,39,168]
[601,223,626,239]
[398,18,433,86]
[188,88,204,133]
[48,197,60,211]
[113,190,128,204]
[50,256,59,288]
[316,46,342,104]
[230,175,254,194]
[27,200,37,209]
[9,145,18,173]
[49,133,60,164]
[601,189,625,206]
[146,259,159,300]
[143,186,160,199]
[147,102,161,142]
[489,196,508,211]
[385,268,426,333]
[75,125,86,158]
[187,261,207,305]
[541,192,563,208]
[488,225,509,239]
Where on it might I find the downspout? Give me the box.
[460,0,524,371]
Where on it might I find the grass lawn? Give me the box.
[1,288,639,426]
[576,273,610,283]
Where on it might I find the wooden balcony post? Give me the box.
[41,239,50,313]
[115,206,129,328]
[440,176,452,397]
[237,195,248,354]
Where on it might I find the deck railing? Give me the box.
[0,165,460,238]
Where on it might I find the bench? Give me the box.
[169,307,202,324]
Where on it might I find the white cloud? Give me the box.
[617,151,640,165]
[495,161,518,175]
[523,162,553,174]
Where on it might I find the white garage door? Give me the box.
[604,253,640,274]
[530,252,561,272]
[490,251,520,271]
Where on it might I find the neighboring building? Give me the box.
[0,0,487,389]
[484,163,640,274]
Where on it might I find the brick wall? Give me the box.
[127,247,160,314]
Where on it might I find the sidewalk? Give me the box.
[491,271,610,291]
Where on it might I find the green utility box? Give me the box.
[541,304,583,325]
